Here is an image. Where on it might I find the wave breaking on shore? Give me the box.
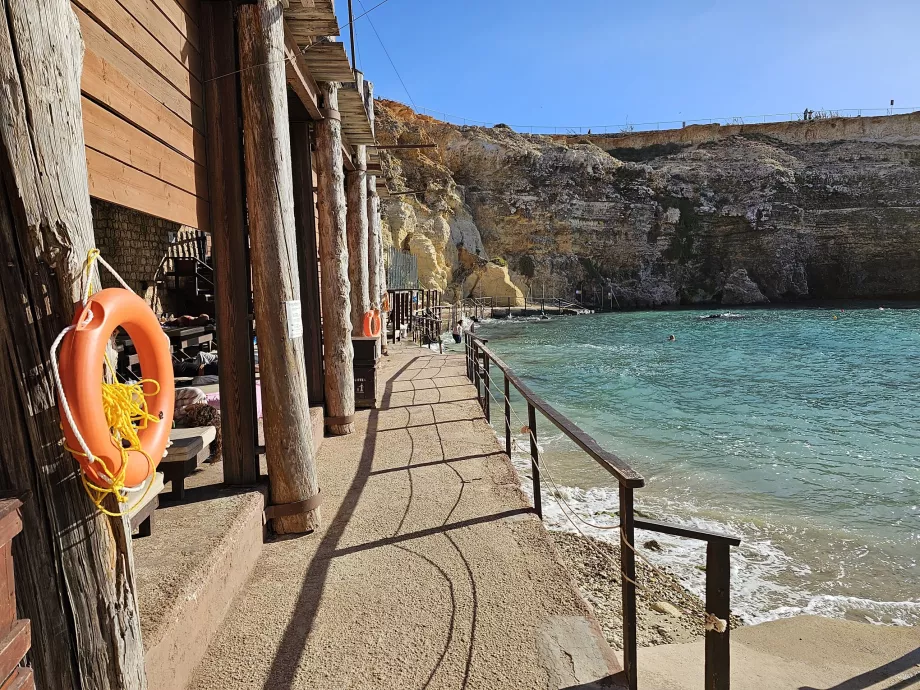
[501,436,920,628]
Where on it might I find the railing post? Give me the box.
[705,542,731,690]
[504,375,512,457]
[619,485,638,690]
[528,403,542,519]
[483,354,491,422]
[473,343,482,408]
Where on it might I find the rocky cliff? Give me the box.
[376,100,920,306]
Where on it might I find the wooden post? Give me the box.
[202,1,259,485]
[346,73,369,336]
[290,116,325,404]
[705,542,732,690]
[238,0,321,533]
[0,1,145,686]
[365,80,386,352]
[315,79,355,435]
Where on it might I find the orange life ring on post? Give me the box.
[58,288,174,489]
[362,309,382,338]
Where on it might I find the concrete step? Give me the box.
[133,461,266,690]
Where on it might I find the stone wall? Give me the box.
[91,199,207,313]
[91,198,176,303]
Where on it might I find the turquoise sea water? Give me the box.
[470,307,920,625]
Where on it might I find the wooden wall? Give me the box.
[76,0,210,230]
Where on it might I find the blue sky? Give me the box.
[340,0,920,132]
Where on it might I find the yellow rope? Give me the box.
[60,249,163,517]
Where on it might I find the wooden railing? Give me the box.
[464,333,740,690]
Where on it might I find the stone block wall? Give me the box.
[91,199,207,313]
[91,199,177,305]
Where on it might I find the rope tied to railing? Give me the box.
[467,335,730,634]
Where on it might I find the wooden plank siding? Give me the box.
[82,97,208,200]
[86,148,209,229]
[75,0,210,229]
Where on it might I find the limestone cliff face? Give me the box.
[376,100,920,306]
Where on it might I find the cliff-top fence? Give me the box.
[414,105,920,136]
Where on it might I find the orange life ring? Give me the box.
[362,309,382,337]
[58,288,174,489]
[382,294,390,312]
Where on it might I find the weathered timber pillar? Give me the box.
[0,2,145,687]
[202,1,258,485]
[290,119,325,404]
[316,79,356,435]
[365,79,387,352]
[238,0,320,533]
[346,73,369,336]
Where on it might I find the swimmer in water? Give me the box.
[668,334,676,342]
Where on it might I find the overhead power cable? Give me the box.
[356,0,415,108]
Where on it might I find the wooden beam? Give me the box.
[315,80,355,435]
[340,140,355,171]
[239,0,321,534]
[201,0,258,486]
[282,22,322,119]
[291,122,325,403]
[0,0,144,687]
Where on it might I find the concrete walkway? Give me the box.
[190,349,622,689]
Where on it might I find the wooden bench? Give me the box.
[160,426,216,499]
[127,472,164,538]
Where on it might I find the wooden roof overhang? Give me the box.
[281,0,340,42]
[281,1,379,178]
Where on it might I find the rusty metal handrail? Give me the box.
[468,336,643,488]
[463,332,739,690]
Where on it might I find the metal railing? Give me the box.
[459,296,592,319]
[464,333,741,690]
[386,247,418,290]
[411,314,444,351]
